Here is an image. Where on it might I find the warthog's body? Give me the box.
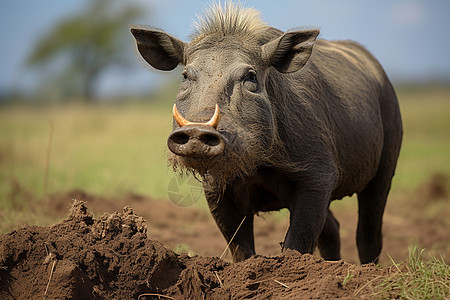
[131,3,402,263]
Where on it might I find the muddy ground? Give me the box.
[0,174,448,299]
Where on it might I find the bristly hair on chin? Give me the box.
[167,146,262,192]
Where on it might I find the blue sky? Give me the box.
[1,0,450,97]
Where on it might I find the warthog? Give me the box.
[131,2,402,263]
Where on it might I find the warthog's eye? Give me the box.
[244,70,257,84]
[243,70,258,92]
[179,69,192,92]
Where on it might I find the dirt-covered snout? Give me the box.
[168,104,227,158]
[168,125,226,157]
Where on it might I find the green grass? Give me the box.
[393,85,450,191]
[342,268,355,286]
[376,247,450,299]
[0,103,174,199]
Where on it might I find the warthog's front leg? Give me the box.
[283,190,331,256]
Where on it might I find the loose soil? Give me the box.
[1,200,391,299]
[0,174,448,299]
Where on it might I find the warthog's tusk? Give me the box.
[204,104,220,128]
[172,103,189,127]
[173,104,220,129]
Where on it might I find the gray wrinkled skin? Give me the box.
[131,3,402,264]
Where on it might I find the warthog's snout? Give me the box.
[168,104,225,157]
[167,125,226,157]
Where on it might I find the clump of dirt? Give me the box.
[166,251,389,299]
[0,200,182,299]
[0,200,389,299]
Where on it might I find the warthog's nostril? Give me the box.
[167,125,226,157]
[171,132,190,145]
[199,133,220,147]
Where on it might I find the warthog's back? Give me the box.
[277,38,400,198]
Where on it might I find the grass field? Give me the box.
[1,85,449,228]
[1,84,449,298]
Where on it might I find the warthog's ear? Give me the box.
[130,26,186,71]
[262,29,319,73]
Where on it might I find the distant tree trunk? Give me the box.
[83,72,96,102]
[82,62,101,102]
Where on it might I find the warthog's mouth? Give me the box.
[167,132,258,187]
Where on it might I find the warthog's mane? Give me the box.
[191,1,271,41]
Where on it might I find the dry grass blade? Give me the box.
[44,260,57,296]
[248,276,274,285]
[219,216,246,260]
[214,270,223,287]
[273,279,289,288]
[353,275,384,296]
[387,252,402,273]
[246,276,289,288]
[138,293,174,300]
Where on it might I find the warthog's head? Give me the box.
[131,3,318,186]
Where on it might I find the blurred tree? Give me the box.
[26,0,143,101]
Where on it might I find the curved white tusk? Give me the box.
[173,104,189,127]
[172,103,220,129]
[204,104,220,129]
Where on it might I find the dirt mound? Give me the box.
[0,200,389,299]
[0,200,182,299]
[168,252,387,300]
